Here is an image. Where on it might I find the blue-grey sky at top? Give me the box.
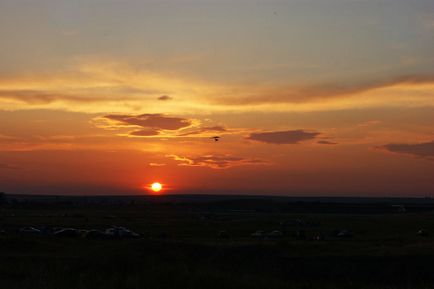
[1,0,433,84]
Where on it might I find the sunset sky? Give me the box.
[0,0,433,196]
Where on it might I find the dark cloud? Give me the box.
[158,95,172,101]
[167,154,268,169]
[129,129,160,137]
[104,113,192,131]
[102,113,193,137]
[247,130,320,144]
[178,126,226,136]
[381,140,434,158]
[317,140,338,145]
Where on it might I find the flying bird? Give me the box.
[210,136,220,142]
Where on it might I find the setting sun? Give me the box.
[150,182,163,193]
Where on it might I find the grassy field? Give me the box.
[1,195,434,289]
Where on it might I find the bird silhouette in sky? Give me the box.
[210,136,220,142]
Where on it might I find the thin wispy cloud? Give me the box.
[1,63,434,114]
[167,154,268,169]
[317,140,338,145]
[148,162,166,167]
[178,126,227,136]
[213,75,434,106]
[247,130,320,144]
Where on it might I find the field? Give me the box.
[1,194,434,289]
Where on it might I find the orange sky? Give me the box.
[0,0,433,196]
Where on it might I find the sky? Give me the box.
[0,0,433,196]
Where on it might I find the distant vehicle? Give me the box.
[54,228,80,237]
[251,230,265,238]
[210,136,220,142]
[105,227,140,238]
[336,230,353,238]
[19,227,42,235]
[268,230,283,238]
[417,229,429,237]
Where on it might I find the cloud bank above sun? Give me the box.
[1,60,434,115]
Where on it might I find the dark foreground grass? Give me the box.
[2,198,434,289]
[1,237,434,289]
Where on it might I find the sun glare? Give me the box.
[150,182,163,193]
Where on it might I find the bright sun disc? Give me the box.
[151,182,162,192]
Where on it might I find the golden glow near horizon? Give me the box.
[0,0,433,196]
